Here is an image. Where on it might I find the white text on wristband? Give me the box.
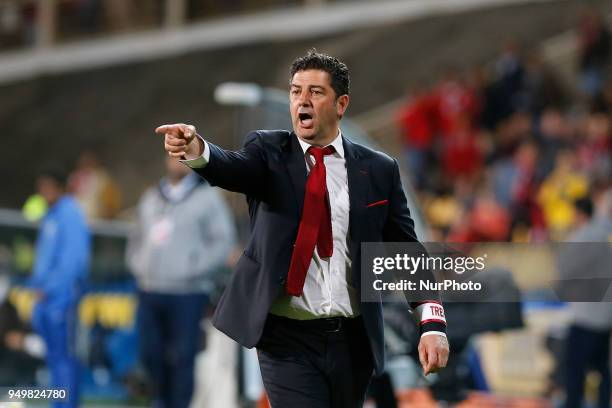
[415,301,446,325]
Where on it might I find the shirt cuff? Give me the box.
[180,134,209,168]
[420,331,447,339]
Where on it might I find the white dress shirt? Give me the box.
[269,132,360,320]
[182,131,360,320]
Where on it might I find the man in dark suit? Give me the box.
[156,50,449,407]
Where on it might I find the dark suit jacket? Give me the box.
[194,130,429,374]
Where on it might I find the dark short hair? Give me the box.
[290,49,350,98]
[39,166,68,188]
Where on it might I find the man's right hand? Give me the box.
[155,123,203,159]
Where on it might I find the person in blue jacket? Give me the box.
[30,167,91,408]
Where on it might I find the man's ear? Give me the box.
[336,94,349,119]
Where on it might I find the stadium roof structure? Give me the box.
[0,0,557,84]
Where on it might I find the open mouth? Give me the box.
[298,113,314,128]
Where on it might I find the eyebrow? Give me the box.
[290,84,326,90]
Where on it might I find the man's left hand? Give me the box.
[418,334,449,375]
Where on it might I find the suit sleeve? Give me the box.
[382,159,419,243]
[190,131,268,200]
[383,159,447,336]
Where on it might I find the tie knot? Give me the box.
[308,145,335,161]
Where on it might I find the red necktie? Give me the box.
[286,146,334,296]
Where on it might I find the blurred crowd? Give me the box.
[23,150,121,222]
[0,0,164,49]
[394,13,612,407]
[0,0,306,50]
[397,9,611,243]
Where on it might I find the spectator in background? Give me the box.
[482,40,525,129]
[126,157,236,408]
[520,50,567,117]
[576,112,611,180]
[447,189,511,242]
[577,9,610,97]
[495,40,524,97]
[492,141,538,210]
[397,85,436,189]
[431,67,480,139]
[559,189,612,408]
[537,149,589,239]
[440,117,484,182]
[0,268,44,386]
[492,141,546,239]
[29,167,91,408]
[535,108,573,181]
[397,69,482,189]
[424,183,463,238]
[68,150,121,220]
[488,111,531,162]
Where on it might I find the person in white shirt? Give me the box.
[156,50,448,408]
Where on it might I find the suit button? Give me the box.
[278,277,286,285]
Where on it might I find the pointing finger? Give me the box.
[155,124,172,134]
[155,124,181,135]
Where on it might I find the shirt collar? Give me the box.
[160,173,200,202]
[296,129,345,159]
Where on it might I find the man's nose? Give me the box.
[297,91,312,106]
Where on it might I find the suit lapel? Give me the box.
[283,132,307,217]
